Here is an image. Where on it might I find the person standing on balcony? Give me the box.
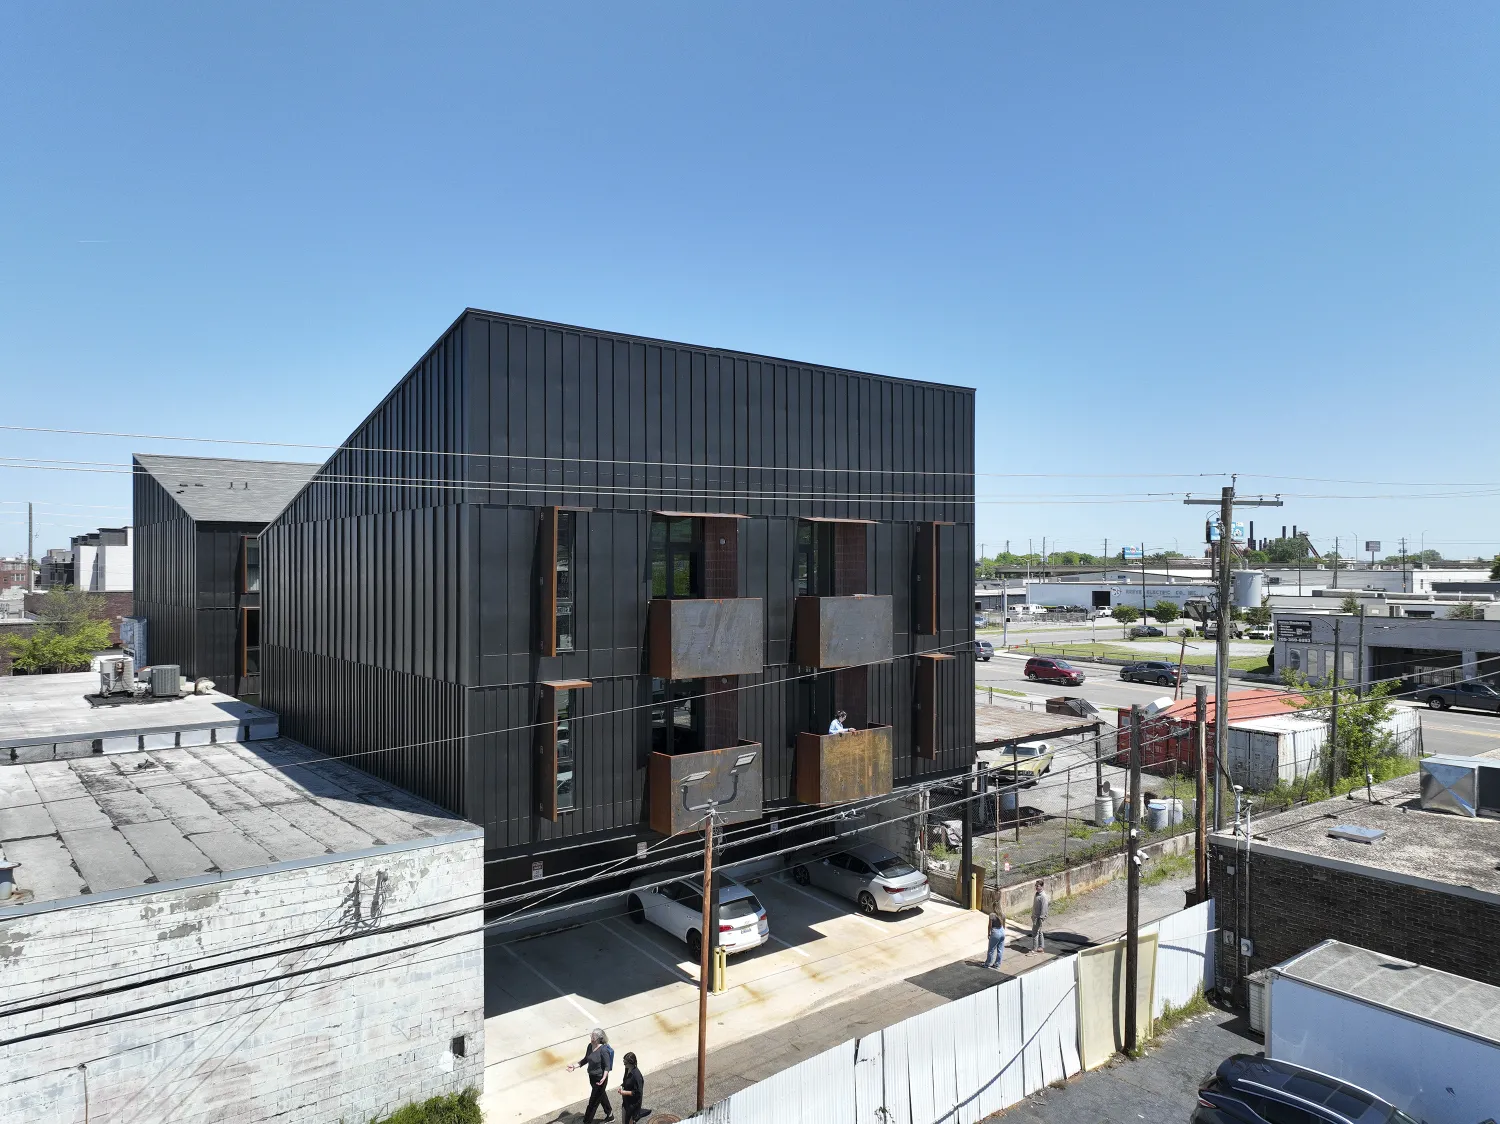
[828,710,850,734]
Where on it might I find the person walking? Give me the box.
[1030,879,1050,954]
[984,905,1006,971]
[619,1051,646,1124]
[567,1027,615,1123]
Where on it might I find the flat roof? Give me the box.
[0,737,477,914]
[974,705,1100,747]
[1210,774,1500,904]
[1156,689,1306,725]
[1275,940,1500,1047]
[133,453,321,523]
[0,672,273,752]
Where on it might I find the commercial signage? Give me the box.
[1121,546,1143,560]
[1276,618,1313,642]
[1365,541,1381,553]
[1207,520,1247,544]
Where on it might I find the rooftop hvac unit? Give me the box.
[99,656,135,696]
[1419,755,1500,818]
[148,664,181,698]
[1246,969,1271,1035]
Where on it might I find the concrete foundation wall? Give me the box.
[0,834,485,1124]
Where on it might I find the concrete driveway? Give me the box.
[482,868,984,1123]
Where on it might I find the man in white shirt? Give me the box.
[828,710,850,734]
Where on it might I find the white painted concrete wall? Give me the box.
[0,833,484,1124]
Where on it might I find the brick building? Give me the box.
[1211,771,1500,1003]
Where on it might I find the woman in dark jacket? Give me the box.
[619,1052,645,1124]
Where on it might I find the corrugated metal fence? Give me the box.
[685,900,1214,1124]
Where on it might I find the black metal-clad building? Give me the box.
[132,454,320,701]
[260,310,976,859]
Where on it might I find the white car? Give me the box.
[789,843,930,915]
[627,872,769,958]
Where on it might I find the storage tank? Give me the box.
[1232,569,1264,609]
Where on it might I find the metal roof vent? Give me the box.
[1420,756,1500,818]
[1328,824,1386,844]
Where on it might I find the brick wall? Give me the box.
[833,524,867,596]
[1209,842,1500,1003]
[834,666,869,728]
[0,834,485,1124]
[704,674,739,750]
[703,518,739,599]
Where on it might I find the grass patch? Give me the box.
[1014,639,1271,670]
[367,1088,482,1124]
[1066,821,1097,840]
[1231,656,1273,673]
[1140,851,1194,887]
[976,686,1028,698]
[1128,991,1212,1057]
[1257,754,1419,814]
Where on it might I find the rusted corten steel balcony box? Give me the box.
[648,597,765,680]
[795,725,894,805]
[649,741,764,835]
[794,595,894,669]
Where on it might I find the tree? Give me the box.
[1281,670,1402,783]
[1151,599,1180,624]
[1448,601,1483,621]
[1243,598,1272,627]
[1111,605,1138,635]
[2,588,113,674]
[1340,595,1364,616]
[1264,535,1313,564]
[1491,554,1500,581]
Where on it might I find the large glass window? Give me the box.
[650,517,702,599]
[794,522,833,597]
[556,511,575,653]
[650,677,703,755]
[555,688,575,813]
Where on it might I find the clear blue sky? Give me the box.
[4,4,1497,562]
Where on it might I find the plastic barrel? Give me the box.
[1146,801,1170,832]
[1165,798,1184,826]
[1093,795,1114,827]
[1182,797,1197,823]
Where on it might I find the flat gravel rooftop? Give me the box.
[0,737,475,910]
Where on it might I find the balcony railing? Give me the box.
[795,725,894,805]
[793,594,894,668]
[648,740,764,835]
[648,597,765,680]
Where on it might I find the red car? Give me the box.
[1023,657,1085,685]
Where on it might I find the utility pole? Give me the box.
[1400,537,1408,593]
[1194,685,1208,903]
[27,502,35,593]
[1139,543,1147,616]
[696,812,715,1111]
[1327,617,1342,794]
[1332,536,1339,589]
[960,769,975,907]
[1124,706,1144,1055]
[1185,483,1281,831]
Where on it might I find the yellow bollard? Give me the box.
[713,946,728,993]
[971,872,983,911]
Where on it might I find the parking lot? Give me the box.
[481,865,983,1123]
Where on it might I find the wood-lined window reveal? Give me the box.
[241,606,261,677]
[650,516,703,599]
[915,521,939,635]
[540,508,579,656]
[537,680,590,821]
[915,652,954,759]
[241,535,261,594]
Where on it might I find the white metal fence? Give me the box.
[685,900,1214,1124]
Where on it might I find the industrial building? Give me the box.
[1013,570,1262,614]
[1272,609,1500,689]
[131,454,320,702]
[259,309,977,867]
[0,672,483,1124]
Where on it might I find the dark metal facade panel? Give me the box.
[260,310,975,854]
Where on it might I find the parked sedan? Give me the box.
[1119,660,1182,687]
[1023,656,1085,685]
[1413,680,1500,713]
[1194,1054,1421,1124]
[627,872,769,959]
[1128,625,1165,638]
[789,842,930,915]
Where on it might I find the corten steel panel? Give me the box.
[648,598,765,679]
[648,741,764,835]
[795,726,894,805]
[794,595,894,668]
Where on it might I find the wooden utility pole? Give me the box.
[1326,617,1342,793]
[696,813,715,1111]
[961,770,974,908]
[1194,685,1208,903]
[1125,706,1144,1055]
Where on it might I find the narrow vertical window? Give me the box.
[242,606,261,677]
[556,511,575,653]
[242,536,261,594]
[795,523,817,597]
[538,679,590,820]
[555,688,575,813]
[650,517,702,599]
[916,522,939,635]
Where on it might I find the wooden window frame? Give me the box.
[537,679,591,821]
[540,507,587,657]
[240,535,261,595]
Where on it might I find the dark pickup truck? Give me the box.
[1412,681,1500,713]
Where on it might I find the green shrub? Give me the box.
[368,1088,482,1124]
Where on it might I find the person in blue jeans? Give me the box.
[984,906,1006,970]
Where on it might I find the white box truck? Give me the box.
[1267,940,1500,1124]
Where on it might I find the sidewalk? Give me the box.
[522,871,1196,1124]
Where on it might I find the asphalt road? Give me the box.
[973,651,1500,760]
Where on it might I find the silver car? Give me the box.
[789,843,930,915]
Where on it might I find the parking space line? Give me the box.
[596,919,698,983]
[767,932,811,958]
[768,874,888,933]
[500,943,599,1024]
